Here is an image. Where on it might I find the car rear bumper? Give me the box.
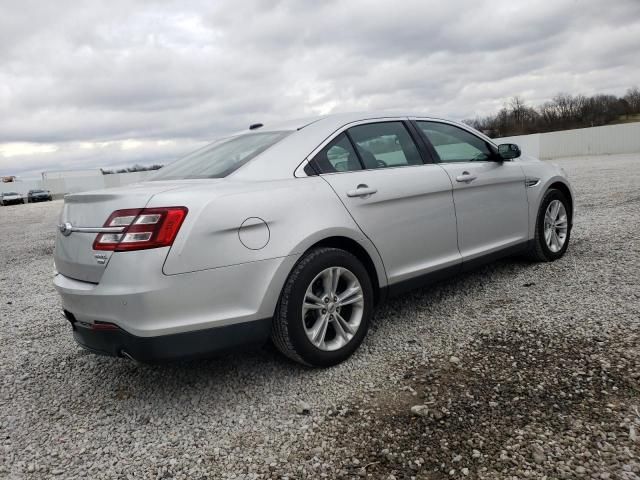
[65,311,271,362]
[54,252,300,359]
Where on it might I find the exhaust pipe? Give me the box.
[120,350,136,362]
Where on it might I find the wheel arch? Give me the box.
[548,181,574,224]
[303,235,385,305]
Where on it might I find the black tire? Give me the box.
[271,247,374,367]
[527,188,572,262]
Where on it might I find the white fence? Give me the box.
[496,122,640,159]
[0,171,153,198]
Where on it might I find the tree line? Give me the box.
[100,164,164,175]
[465,86,640,138]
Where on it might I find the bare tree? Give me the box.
[624,86,640,114]
[472,87,638,138]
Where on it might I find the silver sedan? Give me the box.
[53,113,574,366]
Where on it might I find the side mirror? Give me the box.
[497,143,521,160]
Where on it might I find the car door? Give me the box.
[414,120,529,263]
[305,120,461,285]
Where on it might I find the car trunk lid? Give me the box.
[54,182,189,283]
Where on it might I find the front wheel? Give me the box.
[527,188,571,262]
[271,247,374,367]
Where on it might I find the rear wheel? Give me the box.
[271,247,373,367]
[527,188,571,262]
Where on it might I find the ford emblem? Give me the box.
[59,222,73,236]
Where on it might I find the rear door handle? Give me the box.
[346,184,378,198]
[456,172,477,183]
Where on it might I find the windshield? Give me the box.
[152,131,291,180]
[5,192,19,196]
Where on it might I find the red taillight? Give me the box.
[92,321,120,331]
[93,207,188,251]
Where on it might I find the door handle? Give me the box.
[346,184,378,198]
[456,172,477,183]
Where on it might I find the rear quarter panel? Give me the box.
[151,177,387,287]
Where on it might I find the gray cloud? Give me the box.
[1,0,639,177]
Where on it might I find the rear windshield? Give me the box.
[151,131,291,180]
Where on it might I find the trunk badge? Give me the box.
[59,222,73,236]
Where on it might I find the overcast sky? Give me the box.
[1,0,639,177]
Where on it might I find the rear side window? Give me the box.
[348,122,423,169]
[307,133,362,174]
[417,121,495,162]
[152,131,291,180]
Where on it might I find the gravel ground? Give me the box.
[1,154,638,479]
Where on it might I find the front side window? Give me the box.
[417,121,495,162]
[152,131,291,180]
[307,133,362,174]
[347,122,423,169]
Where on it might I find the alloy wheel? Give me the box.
[544,199,568,253]
[301,267,364,351]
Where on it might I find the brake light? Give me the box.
[93,207,188,251]
[92,321,120,331]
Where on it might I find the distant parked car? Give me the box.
[0,192,24,206]
[27,189,53,203]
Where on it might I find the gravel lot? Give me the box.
[1,154,639,479]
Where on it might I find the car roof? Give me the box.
[256,111,467,133]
